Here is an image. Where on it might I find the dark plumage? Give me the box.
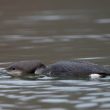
[5,60,110,78]
[6,60,46,76]
[42,61,110,78]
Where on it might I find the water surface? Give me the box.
[0,0,110,110]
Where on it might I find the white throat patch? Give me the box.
[7,70,23,77]
[90,74,101,79]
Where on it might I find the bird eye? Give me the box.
[11,67,16,70]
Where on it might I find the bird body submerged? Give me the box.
[4,60,110,79]
[41,61,110,78]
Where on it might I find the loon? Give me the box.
[4,60,110,79]
[41,61,110,79]
[5,60,46,77]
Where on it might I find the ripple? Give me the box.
[101,103,110,108]
[87,92,110,96]
[44,86,82,92]
[44,86,100,92]
[75,103,97,108]
[1,34,110,44]
[79,96,96,100]
[0,73,109,110]
[38,108,67,110]
[40,98,68,103]
[92,98,110,103]
[76,56,107,60]
[0,104,16,108]
[96,18,110,24]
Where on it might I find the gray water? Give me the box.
[0,0,110,110]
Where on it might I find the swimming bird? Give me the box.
[5,60,46,77]
[5,60,110,79]
[41,61,110,79]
